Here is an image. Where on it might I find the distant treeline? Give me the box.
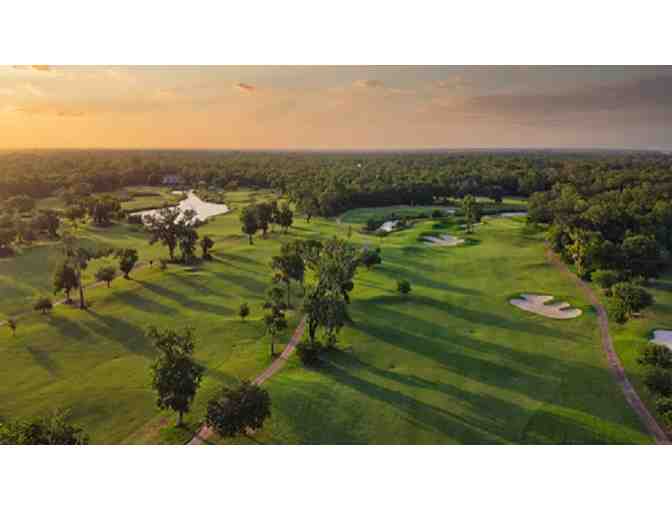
[2,149,672,218]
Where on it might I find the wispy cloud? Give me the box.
[235,82,256,93]
[353,79,384,88]
[12,65,51,72]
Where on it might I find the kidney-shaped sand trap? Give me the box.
[651,330,672,351]
[509,293,582,319]
[423,234,465,246]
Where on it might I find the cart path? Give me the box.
[187,316,306,445]
[546,249,670,445]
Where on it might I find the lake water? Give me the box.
[132,190,230,223]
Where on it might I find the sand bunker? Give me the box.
[378,220,399,232]
[509,294,582,319]
[132,190,229,223]
[423,234,465,246]
[500,212,527,218]
[652,330,672,351]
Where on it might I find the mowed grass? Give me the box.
[0,195,654,444]
[217,215,651,444]
[609,272,672,436]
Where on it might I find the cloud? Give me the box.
[22,83,45,97]
[12,65,51,72]
[11,105,85,117]
[435,76,469,91]
[353,79,385,88]
[235,83,256,93]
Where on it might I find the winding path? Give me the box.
[546,249,670,445]
[187,316,306,445]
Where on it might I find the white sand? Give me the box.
[132,190,229,223]
[378,220,399,232]
[500,212,527,218]
[423,234,465,247]
[652,330,672,351]
[509,293,582,319]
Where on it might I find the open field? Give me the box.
[0,195,657,444]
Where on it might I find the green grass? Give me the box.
[0,196,654,444]
[608,273,672,435]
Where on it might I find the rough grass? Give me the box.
[0,195,655,444]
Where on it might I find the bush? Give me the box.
[637,343,672,369]
[431,209,444,218]
[205,381,271,438]
[655,397,672,425]
[592,269,623,294]
[238,302,250,321]
[296,340,322,366]
[33,296,53,315]
[643,367,672,397]
[607,298,629,324]
[397,279,412,295]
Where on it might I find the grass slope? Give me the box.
[0,196,652,444]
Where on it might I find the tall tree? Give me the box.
[148,326,205,427]
[239,206,258,245]
[255,202,273,238]
[95,266,117,288]
[61,233,98,309]
[271,242,305,308]
[117,248,139,279]
[53,261,78,303]
[200,235,214,260]
[462,195,481,234]
[146,207,181,261]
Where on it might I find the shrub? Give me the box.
[592,269,623,294]
[432,209,444,218]
[33,296,53,315]
[205,381,271,438]
[643,367,672,397]
[239,302,250,321]
[637,343,672,369]
[397,279,412,295]
[607,298,628,324]
[296,340,322,366]
[655,397,672,425]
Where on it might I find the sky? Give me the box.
[1,66,671,150]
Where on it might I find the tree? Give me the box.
[0,409,88,445]
[277,202,294,233]
[205,381,271,438]
[89,196,122,226]
[53,262,78,303]
[297,194,320,223]
[62,233,99,309]
[148,326,205,427]
[32,209,60,238]
[269,200,280,232]
[34,296,53,315]
[271,242,305,308]
[264,305,288,357]
[117,248,139,279]
[177,220,199,263]
[240,206,258,245]
[637,343,672,370]
[200,235,214,260]
[361,247,382,270]
[610,282,654,320]
[462,195,481,233]
[643,367,672,397]
[621,235,664,279]
[592,269,623,295]
[64,204,87,229]
[6,194,35,214]
[256,202,273,238]
[397,279,412,296]
[146,207,181,261]
[0,225,16,256]
[7,318,17,337]
[238,302,250,322]
[95,265,117,288]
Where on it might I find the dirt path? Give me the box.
[187,316,306,445]
[546,249,670,445]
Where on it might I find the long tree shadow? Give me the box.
[138,280,233,316]
[25,345,60,377]
[85,309,154,357]
[375,263,483,296]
